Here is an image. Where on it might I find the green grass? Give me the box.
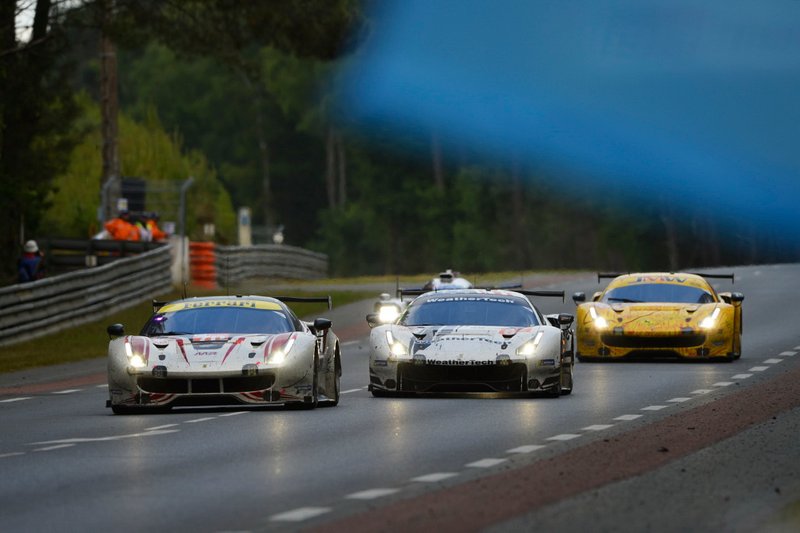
[0,287,373,374]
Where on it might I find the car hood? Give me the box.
[386,324,545,360]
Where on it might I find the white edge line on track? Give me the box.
[411,472,460,482]
[690,389,713,394]
[34,444,75,452]
[779,351,796,356]
[0,397,32,403]
[614,414,643,421]
[341,340,360,347]
[96,384,109,388]
[269,507,331,522]
[145,424,179,431]
[341,389,362,394]
[0,452,25,459]
[713,382,734,387]
[184,417,216,424]
[764,358,783,364]
[582,424,614,431]
[507,444,546,453]
[346,488,400,500]
[52,389,81,394]
[641,405,669,411]
[547,434,581,441]
[667,397,692,403]
[466,458,507,468]
[218,411,248,417]
[749,366,769,372]
[732,374,753,380]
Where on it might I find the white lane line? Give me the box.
[0,397,32,403]
[793,345,800,351]
[764,358,783,364]
[582,424,614,431]
[691,389,713,395]
[779,351,796,356]
[641,405,669,411]
[218,411,248,417]
[341,389,362,394]
[547,434,581,441]
[732,374,753,380]
[346,488,400,500]
[31,429,180,445]
[749,366,769,372]
[713,382,734,387]
[342,340,360,347]
[184,417,216,424]
[34,444,75,452]
[0,452,25,459]
[614,414,643,421]
[412,472,459,483]
[96,384,109,388]
[52,389,81,395]
[667,397,692,403]
[270,507,331,522]
[145,424,179,431]
[507,444,546,454]
[467,458,507,468]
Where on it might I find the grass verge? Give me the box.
[0,287,373,374]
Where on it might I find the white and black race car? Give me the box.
[366,289,574,397]
[106,295,341,414]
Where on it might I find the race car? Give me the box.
[372,270,475,325]
[366,288,575,396]
[106,295,341,414]
[572,272,744,361]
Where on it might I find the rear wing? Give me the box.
[689,272,735,283]
[275,295,333,310]
[597,272,626,283]
[399,282,523,299]
[515,290,565,302]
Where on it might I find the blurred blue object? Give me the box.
[341,0,800,242]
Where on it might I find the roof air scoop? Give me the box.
[501,328,518,339]
[685,305,699,313]
[412,328,427,340]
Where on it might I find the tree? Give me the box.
[0,0,79,280]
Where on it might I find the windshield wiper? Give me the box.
[606,297,643,303]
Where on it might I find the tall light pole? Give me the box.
[100,0,119,221]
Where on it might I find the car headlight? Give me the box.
[378,304,401,323]
[699,308,721,330]
[270,335,296,365]
[589,307,608,329]
[516,331,544,357]
[385,330,408,356]
[124,339,147,368]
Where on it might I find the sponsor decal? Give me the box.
[160,300,282,312]
[633,275,687,284]
[374,359,389,366]
[425,296,518,304]
[426,360,495,366]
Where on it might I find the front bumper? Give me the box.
[577,327,735,359]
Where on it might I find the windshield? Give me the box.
[142,307,294,336]
[401,296,539,327]
[602,283,715,304]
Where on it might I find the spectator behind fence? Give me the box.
[18,240,45,283]
[104,210,140,241]
[145,212,167,242]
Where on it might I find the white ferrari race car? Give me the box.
[366,289,575,397]
[106,295,341,414]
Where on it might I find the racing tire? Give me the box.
[322,356,341,407]
[370,389,395,397]
[546,380,562,398]
[562,365,574,396]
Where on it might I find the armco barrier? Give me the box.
[0,245,172,348]
[215,244,328,283]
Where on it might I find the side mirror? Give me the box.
[558,313,574,329]
[107,323,125,338]
[730,292,744,303]
[313,318,332,333]
[592,291,602,302]
[572,292,586,304]
[366,313,381,328]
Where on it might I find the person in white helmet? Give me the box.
[17,240,45,283]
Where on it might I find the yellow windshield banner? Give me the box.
[159,300,282,313]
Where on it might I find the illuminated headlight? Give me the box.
[517,331,544,357]
[270,336,296,365]
[699,308,721,330]
[385,331,408,356]
[378,305,401,323]
[129,354,146,368]
[589,307,608,329]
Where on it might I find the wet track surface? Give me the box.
[1,265,799,532]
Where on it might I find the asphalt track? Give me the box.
[0,265,798,532]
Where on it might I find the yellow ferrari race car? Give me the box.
[572,272,743,361]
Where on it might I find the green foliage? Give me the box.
[41,95,236,242]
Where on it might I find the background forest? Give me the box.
[1,0,796,284]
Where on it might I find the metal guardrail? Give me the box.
[215,244,328,283]
[39,238,166,272]
[0,246,172,347]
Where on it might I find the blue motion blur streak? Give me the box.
[341,0,800,241]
